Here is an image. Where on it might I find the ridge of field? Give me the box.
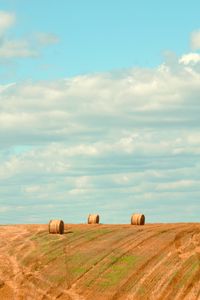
[0,223,199,300]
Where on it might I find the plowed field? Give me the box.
[0,223,199,300]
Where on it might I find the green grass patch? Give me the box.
[167,256,200,294]
[47,273,66,284]
[138,286,146,296]
[84,229,113,241]
[177,260,199,289]
[20,232,67,267]
[68,250,113,281]
[73,266,88,277]
[67,252,91,279]
[99,254,140,290]
[67,228,113,243]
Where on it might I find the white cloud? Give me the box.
[0,40,38,58]
[0,11,59,59]
[35,32,59,46]
[23,185,42,193]
[0,11,15,35]
[1,62,200,147]
[156,180,198,191]
[191,30,200,50]
[0,83,16,92]
[1,51,200,223]
[0,206,11,213]
[179,53,200,65]
[69,176,92,195]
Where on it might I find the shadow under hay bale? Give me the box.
[49,220,64,234]
[88,214,100,224]
[131,214,145,225]
[0,279,4,288]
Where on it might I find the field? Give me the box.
[0,223,199,300]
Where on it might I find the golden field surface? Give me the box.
[0,223,199,300]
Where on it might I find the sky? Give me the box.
[0,0,200,224]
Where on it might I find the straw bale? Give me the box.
[131,214,145,225]
[88,214,100,224]
[49,219,64,234]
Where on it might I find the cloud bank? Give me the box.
[0,52,200,224]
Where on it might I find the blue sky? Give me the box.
[0,1,200,224]
[1,0,200,81]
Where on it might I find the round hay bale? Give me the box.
[131,214,145,225]
[49,219,64,234]
[88,214,100,224]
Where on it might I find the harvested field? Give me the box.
[0,223,199,300]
